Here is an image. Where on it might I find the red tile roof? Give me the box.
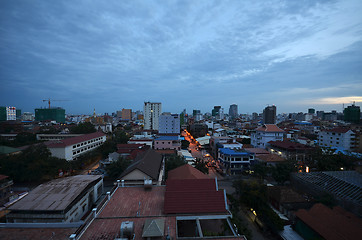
[268,140,313,150]
[167,164,211,180]
[164,179,227,214]
[256,153,285,163]
[0,227,77,240]
[255,124,284,133]
[295,203,362,240]
[46,132,105,148]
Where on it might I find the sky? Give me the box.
[1,0,362,115]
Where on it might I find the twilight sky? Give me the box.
[1,0,362,115]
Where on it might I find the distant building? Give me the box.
[212,106,221,116]
[22,112,34,121]
[251,124,284,148]
[0,106,17,121]
[263,105,276,124]
[121,108,132,121]
[7,175,103,223]
[344,103,360,124]
[35,107,65,123]
[229,104,238,119]
[143,102,161,130]
[46,132,106,161]
[158,113,180,134]
[318,127,357,151]
[154,135,181,151]
[308,108,315,114]
[193,109,203,121]
[0,175,13,206]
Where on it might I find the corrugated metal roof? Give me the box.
[9,175,102,211]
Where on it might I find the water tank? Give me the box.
[120,221,134,238]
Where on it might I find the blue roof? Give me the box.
[219,148,252,156]
[155,136,180,141]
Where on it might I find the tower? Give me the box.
[263,105,276,124]
[143,102,162,130]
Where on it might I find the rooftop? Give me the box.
[46,132,105,148]
[155,135,180,141]
[219,148,253,156]
[255,124,284,133]
[323,127,354,134]
[295,203,362,240]
[9,175,102,211]
[268,140,313,150]
[167,164,210,180]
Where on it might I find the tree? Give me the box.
[271,162,296,185]
[181,140,190,149]
[252,163,269,180]
[165,155,186,179]
[194,158,209,174]
[70,122,96,134]
[105,157,131,179]
[97,139,117,158]
[113,130,130,144]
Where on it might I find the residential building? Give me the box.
[158,112,180,134]
[229,104,238,119]
[118,149,164,185]
[344,103,360,124]
[318,127,357,151]
[154,135,181,151]
[218,148,255,174]
[117,143,149,159]
[167,164,210,180]
[46,132,106,161]
[35,107,66,123]
[251,124,284,148]
[7,175,103,223]
[263,105,276,124]
[36,134,83,141]
[0,106,17,121]
[143,102,161,130]
[121,108,132,121]
[268,140,314,162]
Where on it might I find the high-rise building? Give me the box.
[35,108,65,123]
[159,113,180,134]
[212,106,221,116]
[143,102,161,130]
[0,106,17,121]
[344,103,360,124]
[263,105,276,124]
[121,108,132,121]
[308,108,315,114]
[229,104,238,119]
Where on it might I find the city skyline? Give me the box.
[1,0,362,115]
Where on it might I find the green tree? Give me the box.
[194,158,209,174]
[70,122,96,134]
[165,155,186,179]
[105,157,131,179]
[271,162,296,185]
[113,130,129,144]
[97,139,117,158]
[252,163,269,180]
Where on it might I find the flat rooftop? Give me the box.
[9,175,102,211]
[99,186,165,218]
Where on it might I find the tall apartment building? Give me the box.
[263,105,276,124]
[343,103,360,124]
[121,108,132,121]
[35,107,65,123]
[159,112,180,134]
[229,104,238,119]
[143,102,161,130]
[0,106,16,121]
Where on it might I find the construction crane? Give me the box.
[42,98,68,109]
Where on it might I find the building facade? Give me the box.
[251,124,284,148]
[343,103,360,124]
[154,136,181,151]
[218,148,255,174]
[7,175,103,223]
[47,132,106,161]
[159,113,180,134]
[143,102,161,130]
[229,104,238,119]
[263,105,276,124]
[35,108,65,123]
[318,128,357,151]
[121,108,132,121]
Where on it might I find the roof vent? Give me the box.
[144,178,152,190]
[118,221,134,239]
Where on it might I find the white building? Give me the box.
[318,128,357,151]
[7,175,103,223]
[143,102,162,130]
[251,124,284,148]
[46,132,106,161]
[159,112,180,134]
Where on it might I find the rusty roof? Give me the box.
[9,175,102,211]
